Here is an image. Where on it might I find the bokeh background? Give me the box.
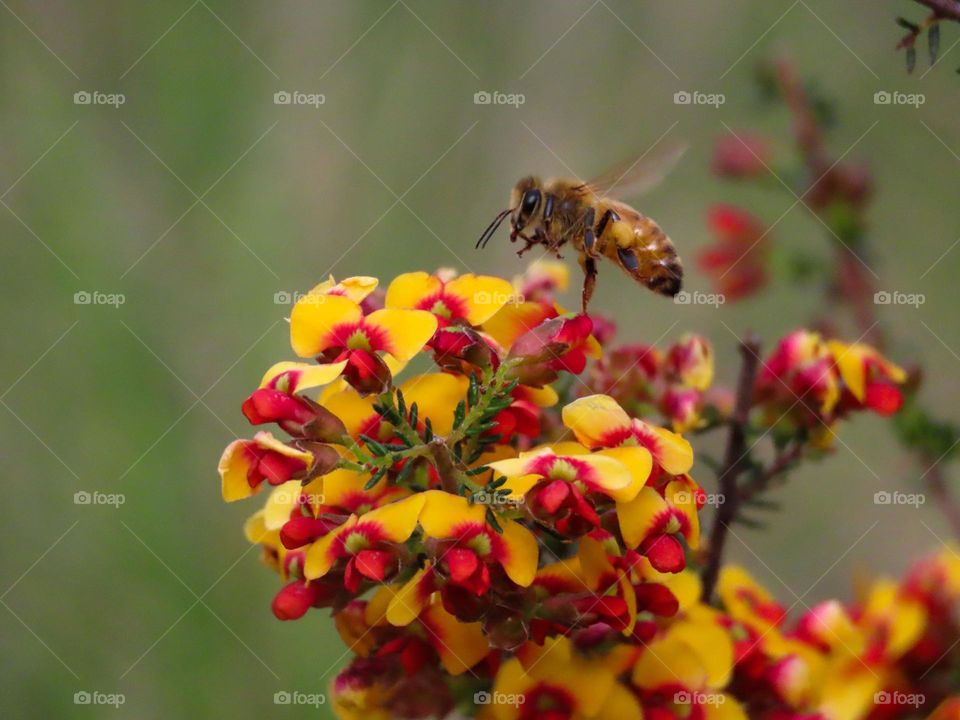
[2,1,958,717]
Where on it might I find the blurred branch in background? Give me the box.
[896,0,960,71]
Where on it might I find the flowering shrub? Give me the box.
[216,257,959,719]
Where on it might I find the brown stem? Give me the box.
[701,335,762,604]
[428,437,462,495]
[738,441,804,503]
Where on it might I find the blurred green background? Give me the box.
[2,1,959,717]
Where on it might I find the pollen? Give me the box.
[548,458,579,482]
[466,532,492,557]
[345,328,372,351]
[344,531,370,554]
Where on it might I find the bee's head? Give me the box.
[510,176,542,235]
[476,176,542,250]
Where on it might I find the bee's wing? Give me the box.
[576,139,687,200]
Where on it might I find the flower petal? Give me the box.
[290,294,363,357]
[384,272,443,311]
[419,490,486,538]
[304,515,357,579]
[219,440,261,502]
[363,308,438,362]
[400,373,469,436]
[386,564,434,626]
[617,487,670,549]
[264,480,302,529]
[356,493,427,543]
[311,275,379,303]
[562,394,632,448]
[445,274,517,325]
[421,603,489,676]
[497,519,538,587]
[259,360,348,392]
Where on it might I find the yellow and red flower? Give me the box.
[385,271,516,329]
[304,493,427,592]
[289,281,437,393]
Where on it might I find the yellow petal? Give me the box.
[258,360,347,391]
[400,373,469,436]
[384,272,443,311]
[304,515,357,579]
[617,487,670,549]
[482,301,552,351]
[562,394,632,447]
[445,273,517,325]
[595,681,644,720]
[421,603,489,676]
[631,632,708,691]
[644,423,694,475]
[829,340,866,402]
[498,519,538,587]
[357,493,427,543]
[666,478,700,549]
[363,584,394,626]
[320,386,377,438]
[264,480,303,529]
[386,564,434,626]
[309,275,379,304]
[219,439,260,502]
[290,294,363,357]
[364,308,438,362]
[596,446,653,501]
[419,490,486,538]
[672,618,735,688]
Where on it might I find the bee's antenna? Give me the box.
[476,208,512,249]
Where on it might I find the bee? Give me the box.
[476,143,685,312]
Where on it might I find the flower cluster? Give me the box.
[585,329,718,434]
[218,264,938,720]
[754,330,907,444]
[219,268,709,718]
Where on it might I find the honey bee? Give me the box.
[476,143,685,312]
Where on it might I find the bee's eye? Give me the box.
[522,189,540,212]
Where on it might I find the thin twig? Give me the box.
[701,335,762,603]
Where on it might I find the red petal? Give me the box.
[640,533,686,573]
[354,549,394,582]
[865,383,902,416]
[444,547,480,583]
[537,480,571,514]
[271,580,319,620]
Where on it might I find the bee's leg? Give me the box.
[594,209,620,253]
[579,253,598,313]
[581,207,596,257]
[516,232,538,257]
